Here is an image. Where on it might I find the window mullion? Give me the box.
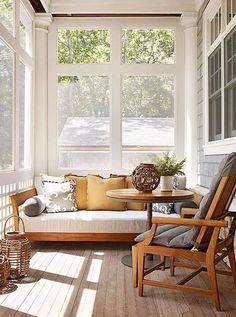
[111,25,122,172]
[221,39,225,140]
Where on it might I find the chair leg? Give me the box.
[138,249,145,297]
[170,256,175,276]
[132,245,138,288]
[227,247,236,286]
[160,255,165,271]
[206,259,221,311]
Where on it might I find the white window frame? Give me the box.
[0,0,35,185]
[48,17,185,175]
[203,0,236,155]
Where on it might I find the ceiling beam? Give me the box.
[29,0,46,13]
[50,0,196,14]
[52,13,181,18]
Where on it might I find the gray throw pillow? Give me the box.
[153,202,174,215]
[23,195,46,217]
[42,180,77,213]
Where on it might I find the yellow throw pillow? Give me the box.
[87,175,126,211]
[64,174,87,210]
[125,176,145,211]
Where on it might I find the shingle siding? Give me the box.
[197,0,225,189]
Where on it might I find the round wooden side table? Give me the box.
[106,188,194,268]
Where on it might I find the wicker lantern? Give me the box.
[132,163,160,192]
[0,254,10,288]
[1,216,31,279]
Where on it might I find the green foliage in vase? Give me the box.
[150,152,186,176]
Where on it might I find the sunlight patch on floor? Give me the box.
[93,251,105,256]
[86,259,102,283]
[30,252,85,278]
[75,288,96,317]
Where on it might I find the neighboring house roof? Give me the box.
[58,117,174,147]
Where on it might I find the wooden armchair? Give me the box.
[132,154,236,311]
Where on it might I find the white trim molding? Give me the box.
[34,13,53,176]
[35,13,53,33]
[180,12,198,187]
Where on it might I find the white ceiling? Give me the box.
[41,0,206,14]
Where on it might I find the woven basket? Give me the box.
[0,254,10,288]
[1,216,31,279]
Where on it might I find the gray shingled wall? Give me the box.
[197,0,225,188]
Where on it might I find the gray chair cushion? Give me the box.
[135,152,236,248]
[173,200,198,215]
[23,195,46,217]
[135,224,192,248]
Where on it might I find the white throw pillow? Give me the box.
[42,179,77,213]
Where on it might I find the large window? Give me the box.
[49,19,183,173]
[0,1,33,172]
[204,0,236,154]
[0,40,13,170]
[0,0,34,237]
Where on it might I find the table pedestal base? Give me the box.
[121,254,170,269]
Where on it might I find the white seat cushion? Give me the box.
[21,210,180,233]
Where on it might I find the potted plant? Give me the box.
[150,152,186,191]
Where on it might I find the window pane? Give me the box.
[58,151,109,170]
[225,27,236,84]
[19,63,31,169]
[0,0,14,34]
[20,3,33,55]
[58,29,110,64]
[227,0,232,24]
[122,75,174,169]
[211,18,215,44]
[122,29,174,64]
[233,0,236,19]
[122,151,168,171]
[225,86,236,138]
[211,9,221,43]
[209,45,221,95]
[0,40,13,170]
[215,15,218,40]
[219,8,221,34]
[57,76,110,169]
[209,95,221,141]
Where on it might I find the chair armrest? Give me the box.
[152,216,228,228]
[181,208,199,218]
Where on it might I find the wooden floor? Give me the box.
[0,242,235,317]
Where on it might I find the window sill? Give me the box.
[203,137,236,155]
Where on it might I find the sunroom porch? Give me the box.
[0,0,236,316]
